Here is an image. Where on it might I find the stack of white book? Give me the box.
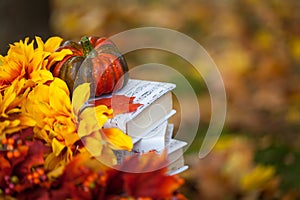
[103,79,188,175]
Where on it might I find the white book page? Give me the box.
[133,121,168,153]
[168,165,189,175]
[134,137,165,154]
[130,109,176,139]
[165,123,174,146]
[160,139,188,154]
[103,79,176,131]
[143,120,168,138]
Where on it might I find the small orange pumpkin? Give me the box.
[51,36,128,97]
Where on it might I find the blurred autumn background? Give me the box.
[1,0,300,199]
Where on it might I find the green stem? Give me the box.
[81,36,97,57]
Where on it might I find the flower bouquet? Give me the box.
[0,36,186,199]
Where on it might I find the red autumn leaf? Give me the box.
[105,168,125,197]
[0,155,12,187]
[123,154,184,199]
[59,153,88,182]
[88,95,143,115]
[18,127,35,141]
[106,152,185,199]
[105,152,168,197]
[51,157,93,200]
[51,153,107,200]
[17,188,51,200]
[123,170,184,199]
[14,140,48,176]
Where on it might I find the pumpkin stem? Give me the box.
[81,36,97,57]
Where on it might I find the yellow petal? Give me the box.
[96,144,117,166]
[78,105,112,136]
[61,131,79,147]
[44,151,66,171]
[29,84,50,103]
[35,36,44,52]
[52,77,70,95]
[78,107,102,137]
[49,78,71,114]
[83,135,103,157]
[19,114,36,127]
[6,108,21,115]
[102,128,133,151]
[44,36,63,52]
[0,89,16,116]
[30,70,54,83]
[72,83,91,116]
[47,165,65,180]
[94,105,113,128]
[52,137,65,156]
[47,49,73,69]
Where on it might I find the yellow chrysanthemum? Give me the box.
[0,36,70,137]
[0,36,71,88]
[22,76,78,169]
[0,78,36,136]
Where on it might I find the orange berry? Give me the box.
[1,138,7,144]
[37,168,44,175]
[7,138,14,145]
[83,181,90,187]
[100,176,106,182]
[27,174,33,180]
[33,178,40,184]
[7,151,13,159]
[33,172,39,179]
[98,175,106,185]
[87,175,94,182]
[13,150,20,158]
